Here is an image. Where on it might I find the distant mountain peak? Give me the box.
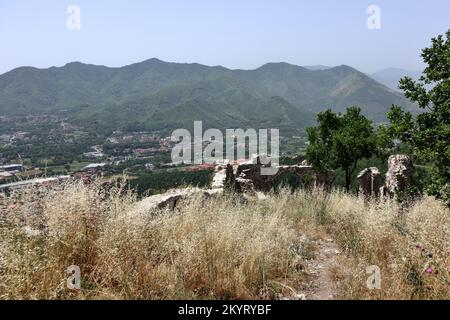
[141,57,164,64]
[64,61,84,67]
[0,58,418,131]
[257,62,308,73]
[331,64,358,72]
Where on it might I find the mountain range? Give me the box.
[0,59,418,134]
[370,68,422,91]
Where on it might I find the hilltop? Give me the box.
[0,59,417,134]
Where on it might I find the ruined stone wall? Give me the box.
[357,154,415,200]
[212,158,335,194]
[384,155,414,197]
[134,155,417,214]
[357,167,382,198]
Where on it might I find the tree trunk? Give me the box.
[345,161,358,192]
[345,169,351,191]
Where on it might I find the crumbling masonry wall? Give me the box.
[212,159,335,194]
[357,154,415,200]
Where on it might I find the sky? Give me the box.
[0,0,449,74]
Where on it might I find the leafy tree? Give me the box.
[306,107,378,191]
[388,30,450,204]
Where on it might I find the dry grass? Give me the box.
[0,182,449,300]
[0,182,302,299]
[322,192,450,300]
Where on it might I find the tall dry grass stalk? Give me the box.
[322,192,450,300]
[0,182,448,300]
[0,182,301,299]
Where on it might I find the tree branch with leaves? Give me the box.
[306,107,378,191]
[388,30,450,205]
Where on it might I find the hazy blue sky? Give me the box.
[0,0,449,74]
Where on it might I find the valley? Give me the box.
[0,58,418,193]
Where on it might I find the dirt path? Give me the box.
[299,238,341,300]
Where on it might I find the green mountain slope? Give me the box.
[0,59,418,133]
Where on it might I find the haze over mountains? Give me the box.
[0,58,417,134]
[370,68,422,91]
